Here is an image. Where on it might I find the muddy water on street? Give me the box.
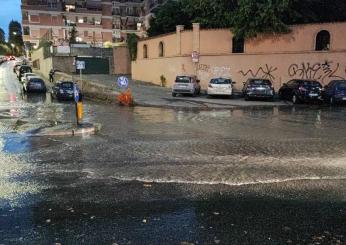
[67,105,346,187]
[1,96,346,244]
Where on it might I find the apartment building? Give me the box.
[21,0,165,48]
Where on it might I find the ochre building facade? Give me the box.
[132,22,346,90]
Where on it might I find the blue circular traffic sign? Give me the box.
[117,76,129,89]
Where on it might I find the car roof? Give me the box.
[28,76,41,80]
[293,79,319,82]
[176,75,196,78]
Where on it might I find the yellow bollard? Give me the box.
[77,102,83,121]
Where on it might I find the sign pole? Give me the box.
[73,83,81,126]
[75,101,79,126]
[79,68,82,80]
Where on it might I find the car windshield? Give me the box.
[249,79,271,85]
[176,76,191,83]
[210,78,231,84]
[300,80,321,87]
[30,79,44,84]
[61,82,74,89]
[336,81,346,90]
[21,67,32,73]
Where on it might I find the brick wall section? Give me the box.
[113,46,131,75]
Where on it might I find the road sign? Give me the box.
[117,76,129,89]
[73,84,79,103]
[192,51,199,63]
[76,60,85,70]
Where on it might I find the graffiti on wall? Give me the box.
[197,64,232,82]
[239,64,278,81]
[288,61,346,84]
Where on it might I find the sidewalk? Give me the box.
[74,74,290,109]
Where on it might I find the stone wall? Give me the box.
[132,22,346,90]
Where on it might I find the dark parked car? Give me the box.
[23,77,47,93]
[18,65,32,81]
[242,78,275,101]
[278,79,322,104]
[322,80,346,105]
[51,81,82,101]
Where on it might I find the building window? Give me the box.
[315,30,330,51]
[23,26,30,35]
[232,37,244,53]
[143,44,148,59]
[158,42,164,57]
[48,0,58,9]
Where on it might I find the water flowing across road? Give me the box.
[1,61,346,244]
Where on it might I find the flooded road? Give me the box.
[1,61,346,244]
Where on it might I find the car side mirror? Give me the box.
[232,81,236,84]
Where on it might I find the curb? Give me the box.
[29,123,101,137]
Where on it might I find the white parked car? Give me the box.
[172,75,201,97]
[21,73,37,84]
[207,78,235,97]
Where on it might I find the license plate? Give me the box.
[309,93,318,97]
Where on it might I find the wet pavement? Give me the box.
[67,74,289,108]
[1,61,346,244]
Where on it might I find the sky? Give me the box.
[0,0,21,38]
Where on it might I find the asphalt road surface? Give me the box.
[0,61,346,244]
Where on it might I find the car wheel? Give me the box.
[330,96,335,105]
[172,92,177,97]
[244,95,250,101]
[292,94,300,104]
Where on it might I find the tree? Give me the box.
[127,33,139,61]
[147,0,191,37]
[8,21,24,55]
[181,0,236,28]
[69,26,78,44]
[231,0,292,39]
[0,28,5,43]
[0,43,11,55]
[147,0,346,38]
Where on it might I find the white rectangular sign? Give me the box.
[76,60,85,70]
[57,46,71,54]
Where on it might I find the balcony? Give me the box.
[75,8,102,14]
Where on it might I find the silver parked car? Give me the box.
[172,75,201,97]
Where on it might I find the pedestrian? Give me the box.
[49,68,55,83]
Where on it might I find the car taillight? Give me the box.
[299,86,307,92]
